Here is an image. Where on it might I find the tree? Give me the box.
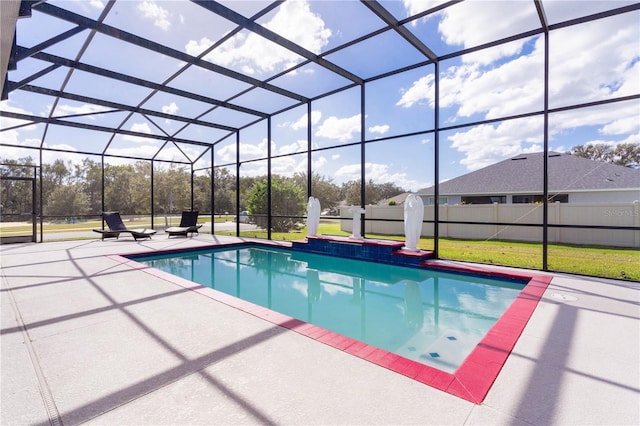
[292,172,341,211]
[42,159,72,211]
[612,143,640,169]
[342,179,406,206]
[43,159,70,186]
[212,167,236,214]
[132,161,152,213]
[193,170,212,213]
[73,158,102,214]
[343,180,362,206]
[153,164,189,215]
[104,164,137,213]
[246,176,305,232]
[239,175,259,211]
[44,184,90,218]
[0,157,37,220]
[570,143,640,168]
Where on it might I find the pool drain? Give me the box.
[3,275,62,425]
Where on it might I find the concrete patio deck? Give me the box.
[1,234,638,425]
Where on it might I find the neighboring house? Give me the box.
[379,192,411,206]
[416,152,640,205]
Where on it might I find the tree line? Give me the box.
[2,143,636,224]
[569,143,639,169]
[0,156,405,228]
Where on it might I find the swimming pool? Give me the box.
[123,241,551,402]
[132,245,525,373]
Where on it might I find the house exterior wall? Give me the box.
[340,201,640,247]
[421,189,639,205]
[567,190,640,203]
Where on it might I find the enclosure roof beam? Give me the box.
[28,49,269,119]
[14,26,85,62]
[361,0,438,61]
[534,0,549,32]
[33,1,308,104]
[17,84,238,132]
[0,110,217,148]
[191,0,363,85]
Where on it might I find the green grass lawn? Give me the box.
[2,218,637,281]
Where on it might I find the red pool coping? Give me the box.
[110,244,551,404]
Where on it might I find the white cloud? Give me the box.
[402,0,442,20]
[369,124,390,135]
[162,102,179,115]
[447,118,544,171]
[238,161,268,178]
[241,140,268,161]
[397,40,544,118]
[437,1,535,65]
[154,145,194,162]
[334,162,428,192]
[291,110,322,130]
[271,155,307,177]
[366,162,430,192]
[278,139,307,155]
[0,102,38,134]
[550,101,640,148]
[449,100,640,172]
[265,0,331,53]
[315,114,361,141]
[0,144,40,161]
[215,144,236,164]
[0,103,41,153]
[52,103,109,118]
[216,138,281,163]
[123,122,156,143]
[601,115,639,136]
[186,0,331,74]
[138,1,171,31]
[400,5,638,118]
[397,74,434,108]
[455,48,544,119]
[40,144,95,166]
[313,156,328,169]
[42,143,77,153]
[334,163,360,180]
[185,37,214,57]
[557,102,639,135]
[398,9,639,171]
[548,15,640,106]
[69,0,104,12]
[105,145,161,161]
[130,122,151,134]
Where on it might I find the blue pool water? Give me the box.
[132,245,525,372]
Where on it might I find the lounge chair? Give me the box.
[165,211,203,238]
[93,212,156,240]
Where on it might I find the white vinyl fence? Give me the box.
[340,201,640,248]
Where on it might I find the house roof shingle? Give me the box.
[417,152,640,196]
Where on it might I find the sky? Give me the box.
[1,0,638,192]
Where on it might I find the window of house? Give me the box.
[427,197,448,205]
[461,196,506,204]
[513,194,568,203]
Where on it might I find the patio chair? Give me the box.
[165,211,203,238]
[93,212,156,240]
